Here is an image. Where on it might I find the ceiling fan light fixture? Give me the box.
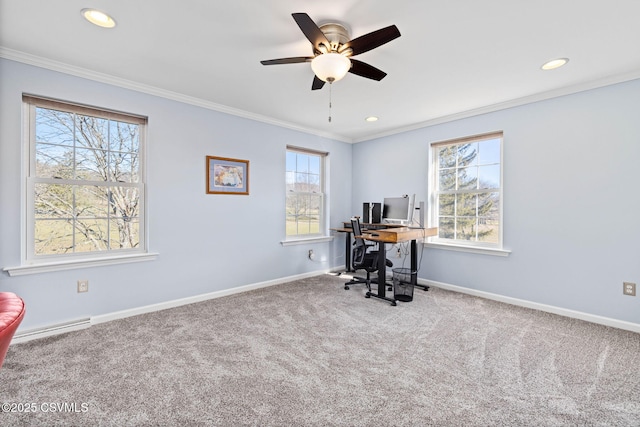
[311,53,351,83]
[81,8,116,28]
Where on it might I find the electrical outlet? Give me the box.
[77,280,89,293]
[623,282,636,296]
[308,249,315,260]
[396,248,401,258]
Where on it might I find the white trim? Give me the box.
[353,70,640,143]
[281,236,333,246]
[20,95,150,268]
[3,48,640,145]
[11,318,91,344]
[0,48,351,143]
[285,147,329,243]
[428,133,505,253]
[11,270,328,344]
[424,242,511,257]
[12,272,638,344]
[3,252,159,276]
[91,271,323,324]
[420,278,640,333]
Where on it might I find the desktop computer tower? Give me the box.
[363,202,382,223]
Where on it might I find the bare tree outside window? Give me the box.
[26,97,146,258]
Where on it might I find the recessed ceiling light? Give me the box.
[541,58,569,71]
[81,8,116,28]
[365,116,378,122]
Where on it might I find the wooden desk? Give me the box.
[357,227,437,305]
[330,223,406,272]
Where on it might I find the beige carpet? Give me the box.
[2,274,639,426]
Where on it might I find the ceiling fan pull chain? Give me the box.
[328,82,332,123]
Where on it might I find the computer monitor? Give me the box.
[382,195,415,224]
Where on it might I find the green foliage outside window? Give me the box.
[286,149,324,237]
[435,135,501,245]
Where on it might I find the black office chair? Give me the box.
[345,218,393,293]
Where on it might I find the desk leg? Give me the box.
[411,238,429,291]
[365,242,397,306]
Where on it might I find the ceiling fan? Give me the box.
[260,13,401,90]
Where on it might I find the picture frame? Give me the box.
[206,156,249,195]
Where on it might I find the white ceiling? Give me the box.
[2,0,640,143]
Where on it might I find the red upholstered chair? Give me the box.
[0,292,26,369]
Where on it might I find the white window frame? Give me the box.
[283,146,330,245]
[5,95,156,275]
[427,131,509,256]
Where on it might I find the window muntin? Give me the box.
[285,147,326,238]
[431,132,503,248]
[24,95,146,260]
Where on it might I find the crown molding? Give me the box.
[354,70,640,143]
[0,47,352,143]
[4,47,639,145]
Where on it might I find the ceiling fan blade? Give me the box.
[349,59,387,81]
[292,13,330,53]
[342,25,401,56]
[312,75,326,90]
[260,57,313,65]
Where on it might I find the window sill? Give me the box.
[424,241,511,257]
[280,236,333,246]
[3,252,159,276]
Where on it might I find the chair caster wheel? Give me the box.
[391,301,397,306]
[344,285,350,290]
[365,292,371,298]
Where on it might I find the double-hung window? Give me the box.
[285,147,327,239]
[23,95,147,264]
[430,131,504,250]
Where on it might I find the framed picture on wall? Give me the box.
[206,156,249,195]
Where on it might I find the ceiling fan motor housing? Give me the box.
[318,23,351,55]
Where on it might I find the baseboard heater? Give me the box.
[11,318,91,344]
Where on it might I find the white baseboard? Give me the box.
[14,272,636,344]
[91,270,327,325]
[420,278,640,334]
[12,318,91,344]
[12,270,329,344]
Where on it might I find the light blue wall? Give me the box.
[352,79,640,324]
[3,57,639,331]
[0,59,352,330]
